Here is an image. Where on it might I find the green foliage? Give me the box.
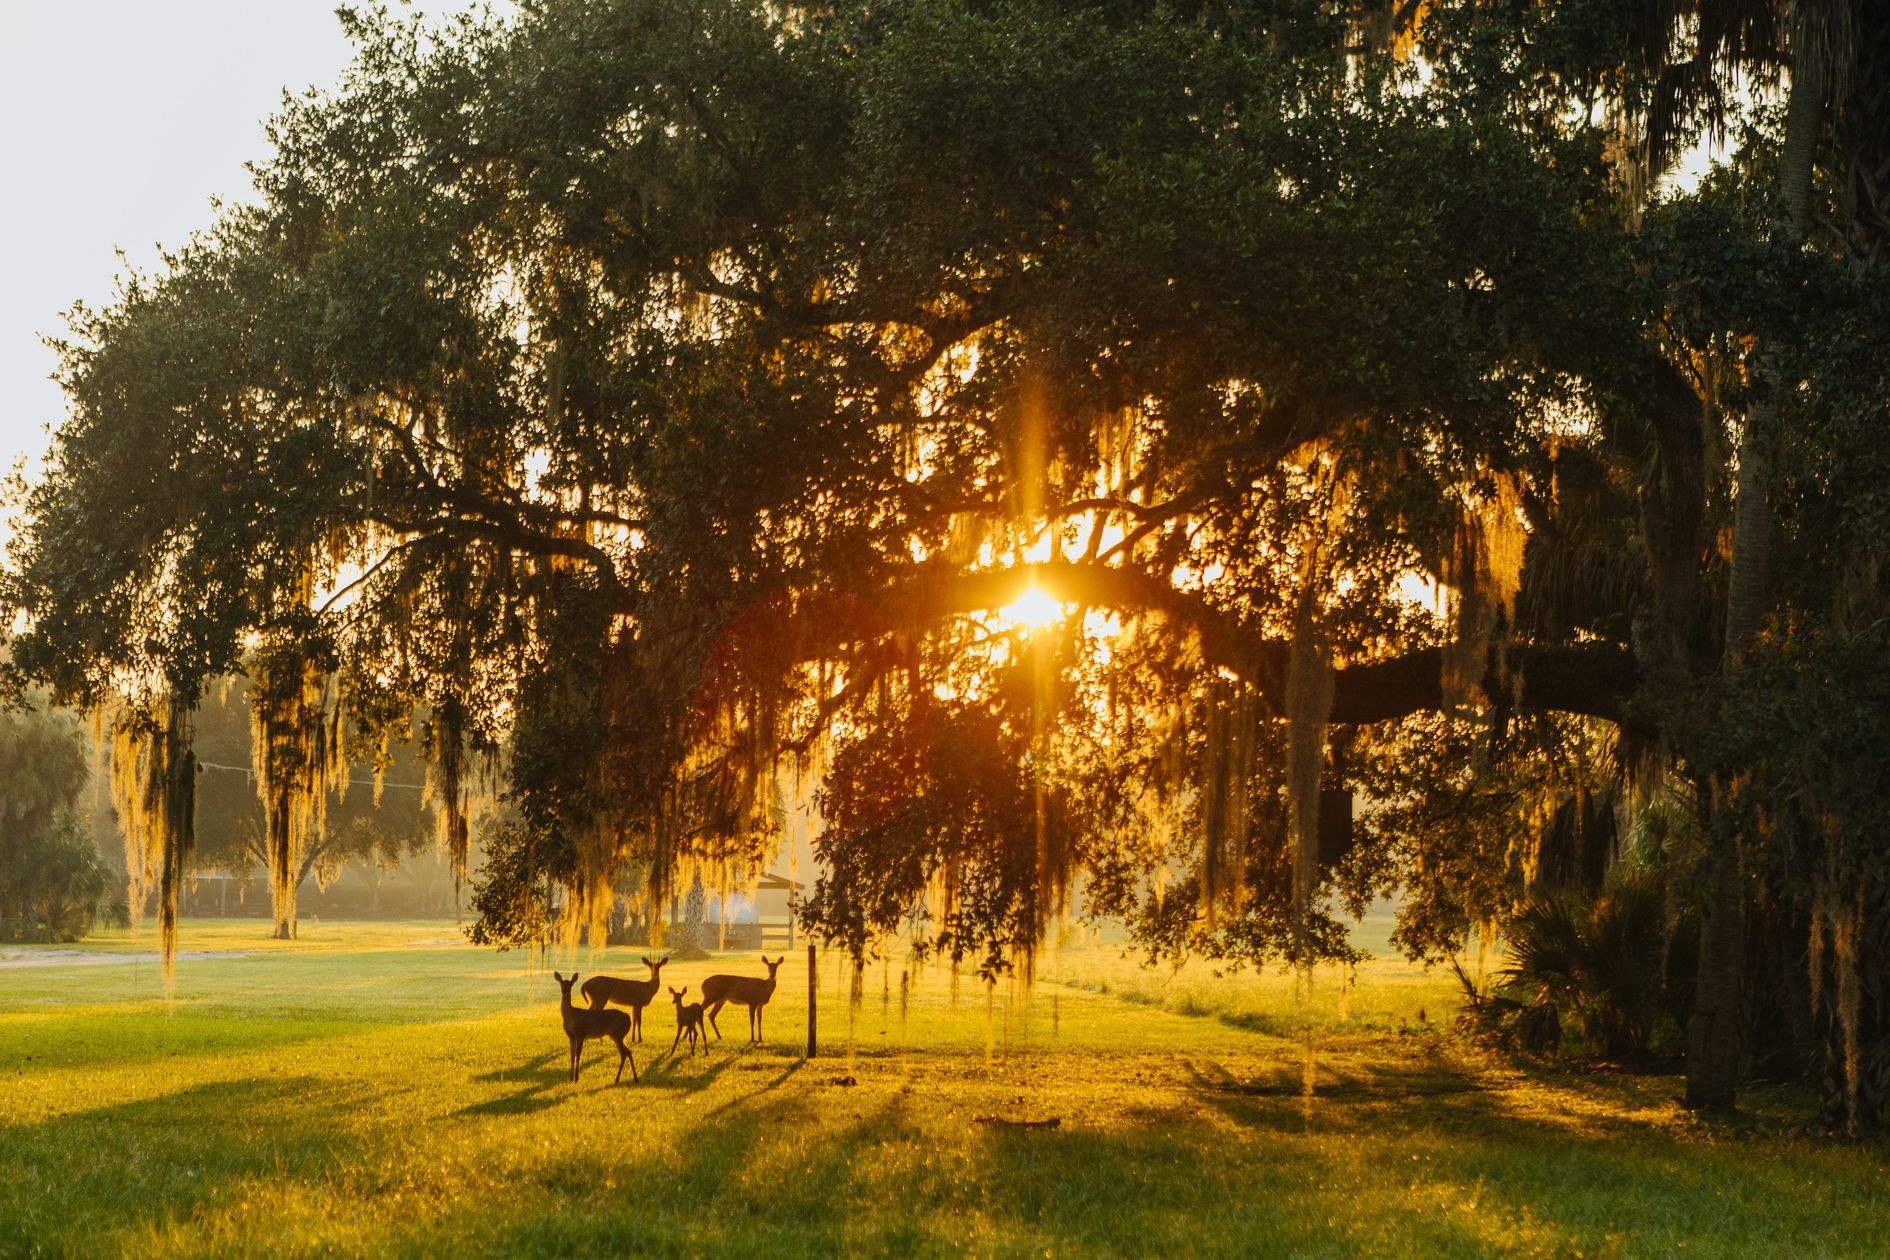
[1489,870,1697,1062]
[0,811,113,943]
[0,707,109,942]
[465,815,566,952]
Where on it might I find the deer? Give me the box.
[580,954,670,1042]
[669,985,707,1057]
[700,955,785,1045]
[553,971,638,1084]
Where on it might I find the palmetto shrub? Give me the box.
[1491,869,1696,1061]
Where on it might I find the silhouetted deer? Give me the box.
[580,954,670,1042]
[670,985,707,1057]
[554,971,637,1084]
[701,955,784,1044]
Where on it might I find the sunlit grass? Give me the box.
[1,918,1882,1257]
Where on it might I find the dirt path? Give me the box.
[0,950,247,969]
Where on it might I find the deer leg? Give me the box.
[671,1022,684,1056]
[754,1006,762,1043]
[706,1001,725,1039]
[615,1034,635,1084]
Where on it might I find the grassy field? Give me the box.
[1,918,1883,1258]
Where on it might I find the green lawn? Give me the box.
[0,918,1881,1257]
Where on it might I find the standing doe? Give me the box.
[701,955,785,1044]
[554,971,638,1084]
[580,954,670,1042]
[670,985,707,1057]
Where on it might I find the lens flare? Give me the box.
[1003,584,1066,630]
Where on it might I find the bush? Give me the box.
[0,811,114,943]
[1466,869,1695,1062]
[464,818,562,951]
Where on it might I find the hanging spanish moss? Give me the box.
[1200,675,1257,922]
[105,695,196,983]
[1441,474,1529,712]
[424,698,474,886]
[251,647,345,941]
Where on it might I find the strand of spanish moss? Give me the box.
[105,695,196,986]
[251,648,344,941]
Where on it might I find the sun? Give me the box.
[1002,583,1067,631]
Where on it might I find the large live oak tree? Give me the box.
[8,0,1889,1121]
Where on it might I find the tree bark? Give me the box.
[1687,27,1826,1112]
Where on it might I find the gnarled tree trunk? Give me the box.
[1687,23,1826,1111]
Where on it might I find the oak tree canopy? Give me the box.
[10,0,1890,1123]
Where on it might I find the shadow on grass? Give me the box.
[1187,1053,1484,1104]
[430,1081,1516,1256]
[1045,974,1303,1038]
[458,1051,567,1116]
[634,1046,737,1093]
[0,1074,356,1250]
[702,1057,805,1119]
[458,1041,741,1113]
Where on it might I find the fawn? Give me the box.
[580,954,670,1042]
[669,985,707,1057]
[554,971,638,1084]
[700,955,784,1044]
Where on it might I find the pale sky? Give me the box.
[0,0,498,477]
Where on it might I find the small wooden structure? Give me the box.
[667,870,804,949]
[754,870,802,949]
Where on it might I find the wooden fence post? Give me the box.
[806,942,818,1058]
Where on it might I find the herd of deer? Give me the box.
[552,954,786,1084]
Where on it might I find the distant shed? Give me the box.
[754,870,801,949]
[668,870,804,950]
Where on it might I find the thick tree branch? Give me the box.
[801,560,1638,725]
